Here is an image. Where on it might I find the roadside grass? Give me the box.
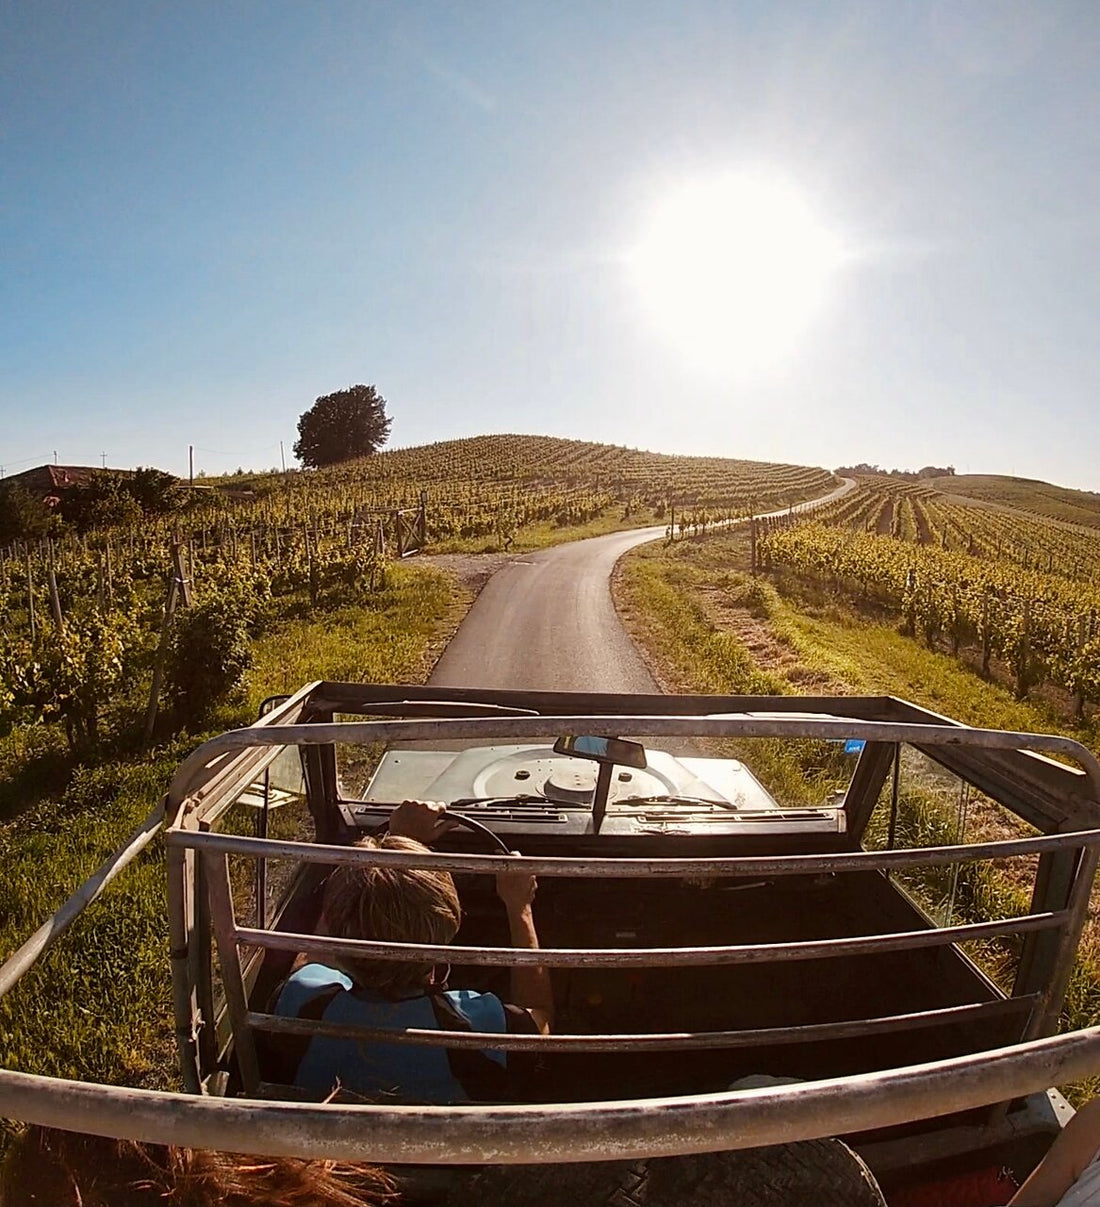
[426,504,668,555]
[616,532,1100,1099]
[0,562,464,1094]
[242,560,465,715]
[621,530,1095,740]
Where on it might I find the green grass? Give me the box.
[0,562,464,1091]
[615,543,854,807]
[424,504,668,555]
[244,561,464,709]
[0,754,181,1086]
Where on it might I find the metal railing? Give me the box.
[165,713,1100,810]
[4,1027,1100,1163]
[179,824,1100,1097]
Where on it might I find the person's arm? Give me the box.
[386,799,458,844]
[496,856,554,1034]
[1010,1099,1100,1206]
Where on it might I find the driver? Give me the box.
[271,801,554,1104]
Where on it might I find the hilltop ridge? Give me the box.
[928,473,1100,530]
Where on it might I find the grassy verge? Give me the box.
[0,562,464,1092]
[615,530,1100,1098]
[425,504,668,555]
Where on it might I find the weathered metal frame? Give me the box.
[188,818,1095,1097]
[165,712,1100,812]
[4,683,1100,1164]
[4,1027,1100,1164]
[246,994,1038,1053]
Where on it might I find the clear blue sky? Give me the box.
[3,2,1098,488]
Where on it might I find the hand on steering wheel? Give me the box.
[386,800,459,844]
[385,798,514,855]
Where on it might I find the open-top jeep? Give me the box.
[5,682,1100,1202]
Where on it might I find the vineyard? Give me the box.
[189,434,838,545]
[0,435,837,752]
[929,474,1100,531]
[758,477,1100,713]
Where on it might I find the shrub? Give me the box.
[167,599,252,727]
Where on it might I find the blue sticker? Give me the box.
[844,739,866,754]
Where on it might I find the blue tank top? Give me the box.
[274,963,511,1104]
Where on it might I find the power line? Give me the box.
[0,452,56,474]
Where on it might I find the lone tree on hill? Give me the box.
[294,385,392,468]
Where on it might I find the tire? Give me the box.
[644,1140,887,1207]
[460,1160,648,1207]
[456,1140,886,1207]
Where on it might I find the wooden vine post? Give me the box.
[47,542,64,635]
[392,509,403,557]
[981,593,992,677]
[142,540,192,751]
[25,546,37,643]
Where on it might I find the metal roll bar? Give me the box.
[166,714,1100,812]
[170,824,1100,877]
[245,995,1038,1054]
[231,912,1065,969]
[4,697,1099,1160]
[4,1026,1100,1163]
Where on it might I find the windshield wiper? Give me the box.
[449,795,557,807]
[621,793,732,809]
[352,796,557,814]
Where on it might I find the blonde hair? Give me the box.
[322,835,461,997]
[0,1126,395,1206]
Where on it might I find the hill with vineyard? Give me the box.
[203,433,839,545]
[928,474,1100,530]
[0,435,838,758]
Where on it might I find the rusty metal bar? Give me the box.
[165,715,1100,811]
[167,841,202,1095]
[202,851,261,1094]
[1026,843,1100,1040]
[167,684,314,823]
[236,910,1063,969]
[247,994,1037,1054]
[167,825,1100,878]
[0,805,164,1003]
[6,1026,1100,1163]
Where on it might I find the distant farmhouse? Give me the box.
[5,465,136,507]
[4,464,255,508]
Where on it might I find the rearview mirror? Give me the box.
[553,734,647,769]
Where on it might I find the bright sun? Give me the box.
[630,173,845,372]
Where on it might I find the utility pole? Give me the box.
[189,444,194,487]
[279,441,286,474]
[53,450,58,465]
[101,452,107,468]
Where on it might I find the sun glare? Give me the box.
[630,173,845,373]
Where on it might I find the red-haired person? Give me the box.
[0,1125,394,1207]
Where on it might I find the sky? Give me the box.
[2,1,1099,489]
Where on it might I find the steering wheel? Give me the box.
[367,805,514,855]
[439,810,514,855]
